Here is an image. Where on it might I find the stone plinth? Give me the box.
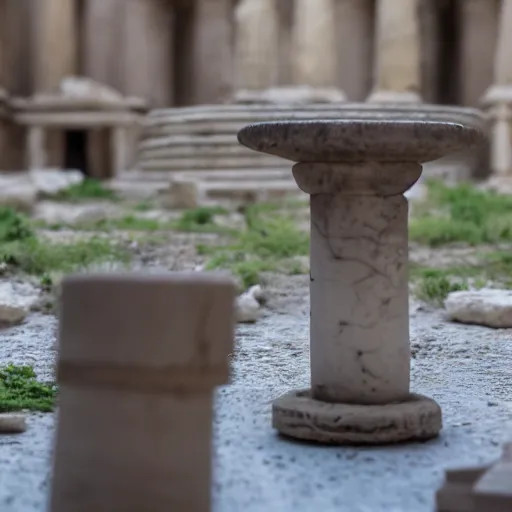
[238,119,484,445]
[50,273,236,512]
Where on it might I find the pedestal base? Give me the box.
[272,389,442,445]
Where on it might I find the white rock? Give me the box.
[248,284,266,304]
[30,168,84,196]
[0,174,37,213]
[59,76,124,103]
[0,414,27,434]
[0,281,40,325]
[445,289,512,328]
[232,85,346,105]
[235,289,262,323]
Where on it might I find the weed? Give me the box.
[410,180,512,246]
[414,269,469,306]
[0,208,34,243]
[52,178,118,202]
[201,204,309,288]
[0,236,128,276]
[0,364,57,413]
[173,206,229,233]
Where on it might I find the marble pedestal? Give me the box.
[238,119,484,445]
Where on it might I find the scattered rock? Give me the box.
[35,201,116,226]
[58,76,124,103]
[235,286,264,323]
[445,289,512,328]
[0,281,40,325]
[0,173,37,213]
[0,414,27,434]
[30,168,83,196]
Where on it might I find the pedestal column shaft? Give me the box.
[234,0,279,90]
[292,0,337,87]
[370,0,421,97]
[309,193,410,405]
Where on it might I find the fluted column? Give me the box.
[335,0,373,101]
[188,0,233,104]
[367,0,422,103]
[234,0,279,90]
[32,0,77,92]
[122,0,174,107]
[482,0,512,178]
[292,0,339,89]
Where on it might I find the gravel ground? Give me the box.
[0,276,511,512]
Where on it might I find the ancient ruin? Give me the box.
[50,273,235,512]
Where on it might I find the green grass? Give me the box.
[0,365,57,413]
[410,250,512,305]
[410,180,512,246]
[199,204,309,288]
[51,178,118,202]
[0,207,129,277]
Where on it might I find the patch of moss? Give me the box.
[0,364,57,413]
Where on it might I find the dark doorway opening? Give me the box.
[64,130,89,176]
[436,0,460,104]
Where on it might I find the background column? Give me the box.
[233,0,279,90]
[292,0,340,89]
[367,0,422,103]
[335,0,374,101]
[186,0,234,104]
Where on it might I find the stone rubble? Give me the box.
[0,281,40,326]
[0,169,84,213]
[445,289,512,328]
[0,414,27,434]
[235,285,265,323]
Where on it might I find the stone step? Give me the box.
[139,143,255,159]
[146,102,484,120]
[140,155,286,171]
[144,104,485,126]
[163,177,302,209]
[139,134,236,150]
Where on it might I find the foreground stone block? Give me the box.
[50,272,236,512]
[436,442,512,512]
[0,414,27,434]
[238,118,484,445]
[445,289,512,328]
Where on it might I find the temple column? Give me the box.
[31,0,78,169]
[122,0,174,107]
[187,0,233,104]
[459,0,499,106]
[481,0,512,178]
[31,0,77,92]
[367,0,422,103]
[334,0,374,101]
[82,0,125,90]
[233,0,279,90]
[292,0,340,90]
